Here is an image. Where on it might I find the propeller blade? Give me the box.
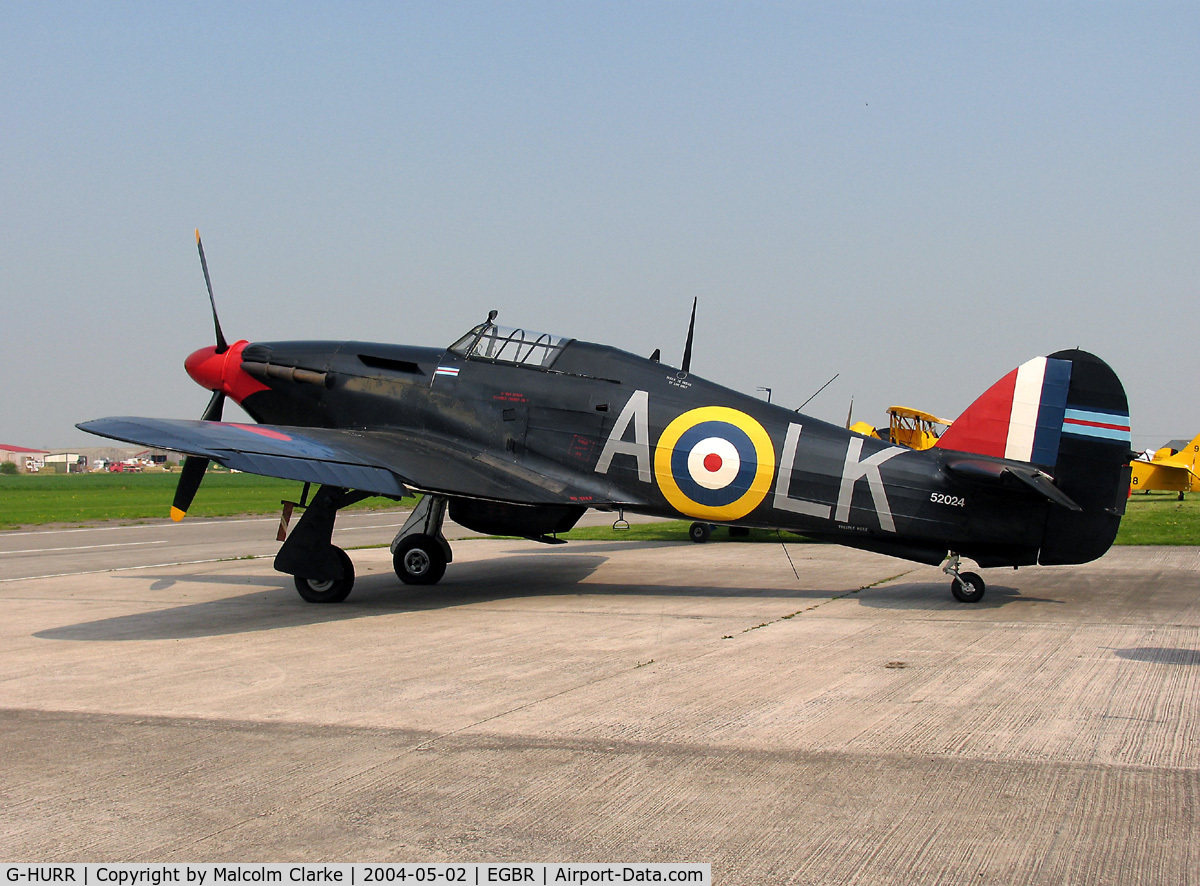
[195,229,228,354]
[681,297,697,373]
[173,236,231,523]
[201,390,225,423]
[171,455,210,521]
[170,390,225,521]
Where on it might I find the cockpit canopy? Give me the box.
[448,319,571,369]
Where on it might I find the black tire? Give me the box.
[689,522,712,543]
[951,571,985,603]
[394,534,447,585]
[293,546,355,603]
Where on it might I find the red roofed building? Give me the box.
[1,444,49,473]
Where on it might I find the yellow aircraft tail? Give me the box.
[1130,433,1200,494]
[1155,433,1200,470]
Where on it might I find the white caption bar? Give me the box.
[0,865,710,886]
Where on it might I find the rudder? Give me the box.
[935,349,1131,565]
[1038,349,1132,564]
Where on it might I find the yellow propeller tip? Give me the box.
[170,506,187,522]
[195,228,201,243]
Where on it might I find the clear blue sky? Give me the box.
[2,3,1197,449]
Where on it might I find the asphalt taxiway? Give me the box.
[1,523,1197,883]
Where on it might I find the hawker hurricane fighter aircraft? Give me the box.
[80,234,1134,604]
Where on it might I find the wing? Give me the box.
[77,417,632,507]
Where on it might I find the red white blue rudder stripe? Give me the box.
[935,355,1073,467]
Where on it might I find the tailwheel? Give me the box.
[943,553,985,603]
[294,546,355,603]
[394,534,447,585]
[688,522,712,543]
[950,571,985,603]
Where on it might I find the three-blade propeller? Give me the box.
[171,231,227,521]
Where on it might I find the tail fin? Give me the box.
[936,350,1131,565]
[1156,432,1200,471]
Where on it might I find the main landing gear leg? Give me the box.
[274,485,372,603]
[391,495,452,585]
[943,552,985,603]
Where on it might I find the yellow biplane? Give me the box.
[849,406,952,451]
[1130,433,1200,499]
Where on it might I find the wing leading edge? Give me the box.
[77,417,627,507]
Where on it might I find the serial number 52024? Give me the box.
[930,492,966,508]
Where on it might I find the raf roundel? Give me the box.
[654,406,776,521]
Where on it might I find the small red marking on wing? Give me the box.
[230,424,293,441]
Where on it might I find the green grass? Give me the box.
[0,472,413,529]
[1115,491,1200,545]
[2,473,1197,545]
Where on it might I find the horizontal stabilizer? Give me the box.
[945,456,1082,511]
[1005,465,1083,512]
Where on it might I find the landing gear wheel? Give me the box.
[689,522,712,544]
[394,534,447,585]
[951,571,985,603]
[293,546,355,603]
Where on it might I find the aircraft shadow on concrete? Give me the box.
[854,580,1063,610]
[31,551,936,642]
[535,539,686,554]
[35,555,604,642]
[1113,646,1200,666]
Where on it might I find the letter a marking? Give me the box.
[595,389,651,483]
